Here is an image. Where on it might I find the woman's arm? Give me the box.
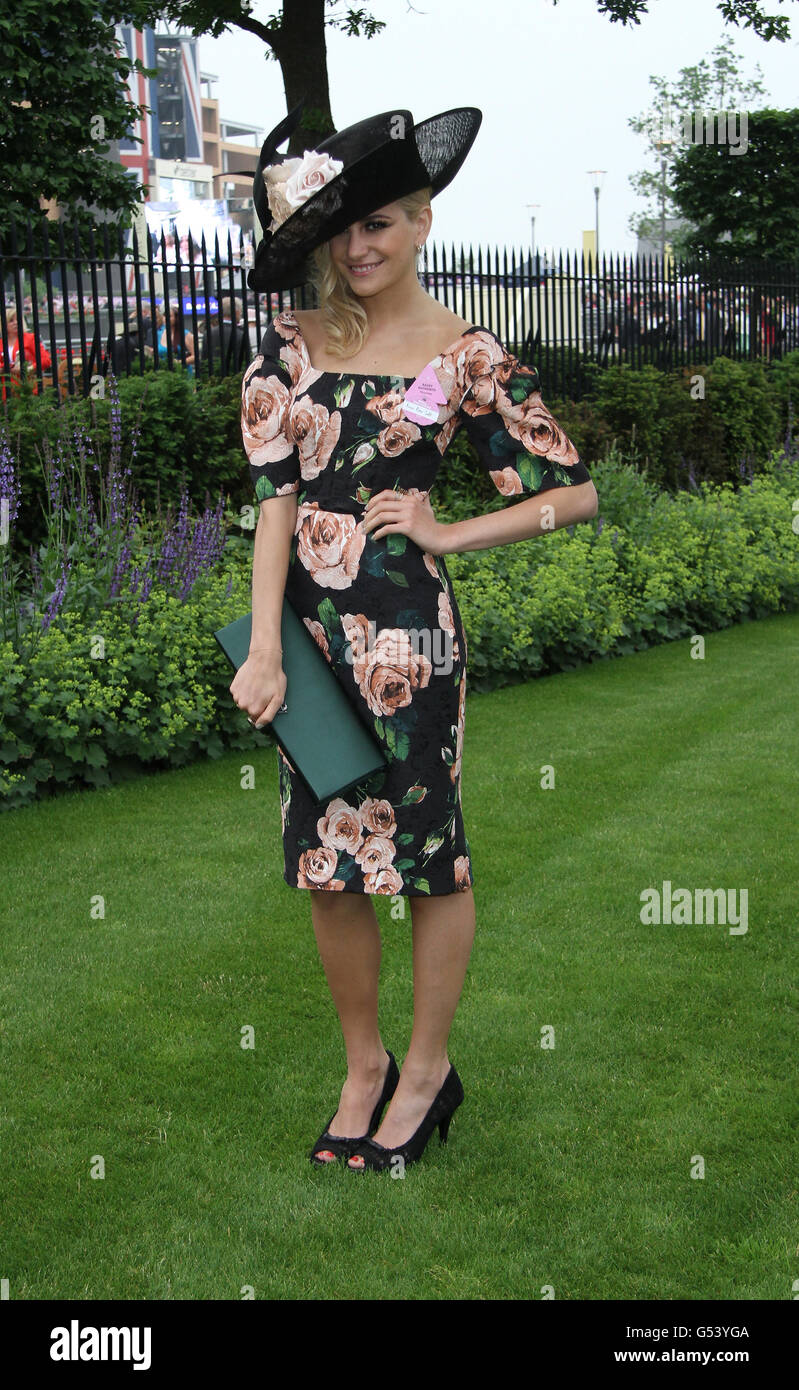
[229,494,297,727]
[364,479,598,556]
[249,494,297,650]
[442,478,598,554]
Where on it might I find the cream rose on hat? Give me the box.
[265,149,344,232]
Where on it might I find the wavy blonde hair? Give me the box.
[6,306,28,333]
[306,185,433,358]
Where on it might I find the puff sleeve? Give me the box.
[451,327,592,501]
[241,320,301,505]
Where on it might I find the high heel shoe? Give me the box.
[347,1064,464,1172]
[309,1050,399,1165]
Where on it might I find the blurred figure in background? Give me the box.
[200,295,250,373]
[0,306,52,402]
[156,304,195,376]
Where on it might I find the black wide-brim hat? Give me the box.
[248,100,482,292]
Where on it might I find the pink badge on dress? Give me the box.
[401,363,447,425]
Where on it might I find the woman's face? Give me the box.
[327,200,429,296]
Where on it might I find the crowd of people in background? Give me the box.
[2,282,798,398]
[108,295,252,376]
[0,293,255,393]
[584,284,799,362]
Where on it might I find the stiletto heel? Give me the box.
[309,1050,399,1165]
[347,1064,464,1172]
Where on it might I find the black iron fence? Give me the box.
[2,212,798,404]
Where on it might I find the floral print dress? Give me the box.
[241,308,591,896]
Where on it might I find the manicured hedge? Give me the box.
[3,450,797,811]
[4,350,799,556]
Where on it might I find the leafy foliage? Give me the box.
[672,109,799,261]
[3,443,799,808]
[0,0,165,242]
[627,33,767,251]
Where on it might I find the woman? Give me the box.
[759,295,779,360]
[233,102,598,1174]
[0,307,52,402]
[153,304,195,376]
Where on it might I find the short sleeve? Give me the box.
[452,328,591,501]
[241,321,301,505]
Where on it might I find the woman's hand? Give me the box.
[362,489,452,556]
[230,647,287,728]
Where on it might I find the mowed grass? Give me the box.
[1,611,797,1301]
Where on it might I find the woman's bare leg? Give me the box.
[309,890,391,1157]
[352,887,476,1155]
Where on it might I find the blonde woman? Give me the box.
[1,307,52,401]
[234,103,598,1173]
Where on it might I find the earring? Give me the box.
[415,243,423,253]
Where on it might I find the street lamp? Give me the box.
[653,133,673,264]
[586,170,606,268]
[526,203,540,269]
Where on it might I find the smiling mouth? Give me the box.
[348,262,383,274]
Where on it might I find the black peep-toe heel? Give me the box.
[346,1064,464,1173]
[309,1050,399,1165]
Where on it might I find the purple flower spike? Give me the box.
[41,554,72,631]
[0,427,21,527]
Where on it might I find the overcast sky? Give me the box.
[195,0,798,258]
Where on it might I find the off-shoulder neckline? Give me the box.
[274,308,489,381]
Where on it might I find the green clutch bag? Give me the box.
[214,598,388,805]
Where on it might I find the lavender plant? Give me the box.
[1,370,228,659]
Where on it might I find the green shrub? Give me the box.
[0,562,259,810]
[4,449,798,808]
[6,350,799,561]
[3,366,251,558]
[761,348,799,445]
[698,356,779,479]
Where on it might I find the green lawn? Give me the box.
[2,611,797,1300]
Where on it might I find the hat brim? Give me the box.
[247,106,481,293]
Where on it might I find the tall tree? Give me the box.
[163,0,796,164]
[670,107,799,261]
[0,0,165,241]
[159,2,387,156]
[628,34,768,256]
[1,0,794,236]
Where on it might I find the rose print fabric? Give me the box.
[241,308,591,895]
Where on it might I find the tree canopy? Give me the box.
[1,0,795,239]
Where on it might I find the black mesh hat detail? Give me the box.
[248,100,482,292]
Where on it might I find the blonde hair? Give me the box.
[307,185,433,358]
